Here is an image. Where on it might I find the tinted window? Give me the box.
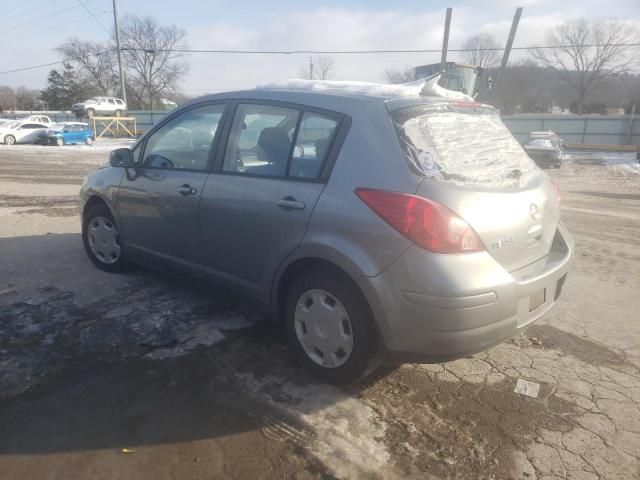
[116,99,125,105]
[142,104,226,171]
[289,113,338,179]
[223,104,299,177]
[108,99,116,105]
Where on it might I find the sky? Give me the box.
[1,0,639,94]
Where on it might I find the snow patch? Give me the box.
[258,78,428,98]
[421,74,474,102]
[235,372,395,478]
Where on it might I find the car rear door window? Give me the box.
[142,103,226,171]
[223,104,300,178]
[289,113,338,179]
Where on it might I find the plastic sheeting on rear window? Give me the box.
[392,104,538,190]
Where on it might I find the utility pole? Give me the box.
[309,56,314,80]
[440,8,452,73]
[112,0,127,105]
[498,7,523,84]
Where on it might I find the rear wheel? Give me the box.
[82,204,125,273]
[4,135,16,145]
[284,269,382,384]
[114,109,122,117]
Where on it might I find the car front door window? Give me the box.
[142,104,226,171]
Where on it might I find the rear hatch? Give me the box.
[389,101,560,272]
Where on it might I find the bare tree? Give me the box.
[383,67,415,84]
[118,15,188,109]
[533,18,638,113]
[56,38,117,95]
[298,55,336,80]
[461,33,499,69]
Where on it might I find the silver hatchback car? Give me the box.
[80,85,574,383]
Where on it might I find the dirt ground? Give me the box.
[0,142,639,480]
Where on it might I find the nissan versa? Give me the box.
[80,83,574,383]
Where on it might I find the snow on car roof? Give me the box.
[257,75,475,102]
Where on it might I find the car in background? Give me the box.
[21,114,52,125]
[72,97,127,118]
[39,122,95,146]
[0,120,48,145]
[80,83,573,383]
[523,131,564,169]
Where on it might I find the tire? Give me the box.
[4,135,16,145]
[114,109,122,117]
[284,269,382,384]
[82,203,126,273]
[85,136,94,145]
[56,137,64,147]
[86,108,95,118]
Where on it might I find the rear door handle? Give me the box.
[178,184,197,196]
[277,196,305,211]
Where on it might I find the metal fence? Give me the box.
[3,110,639,147]
[502,114,639,146]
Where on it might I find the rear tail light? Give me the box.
[355,188,484,254]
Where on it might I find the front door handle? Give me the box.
[178,184,197,196]
[277,196,305,211]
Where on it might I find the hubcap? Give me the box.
[88,216,121,264]
[294,289,353,368]
[6,136,15,145]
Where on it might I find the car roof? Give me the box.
[187,88,471,117]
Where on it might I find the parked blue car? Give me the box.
[39,122,95,146]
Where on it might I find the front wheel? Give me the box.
[4,135,16,145]
[56,137,64,146]
[85,136,94,145]
[284,269,382,384]
[86,108,95,118]
[114,109,122,117]
[82,204,126,273]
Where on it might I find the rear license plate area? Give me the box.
[529,289,546,312]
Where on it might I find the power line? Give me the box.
[2,41,639,76]
[2,0,57,23]
[0,0,97,35]
[8,10,110,42]
[3,0,43,13]
[121,42,640,55]
[77,0,110,35]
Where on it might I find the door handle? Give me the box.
[178,184,197,196]
[277,196,305,211]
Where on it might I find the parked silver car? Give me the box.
[80,86,574,383]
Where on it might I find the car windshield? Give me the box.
[3,121,20,129]
[49,123,67,132]
[391,103,538,190]
[528,138,557,147]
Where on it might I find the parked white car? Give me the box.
[0,121,49,145]
[22,115,52,124]
[72,97,127,118]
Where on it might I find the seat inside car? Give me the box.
[249,127,290,176]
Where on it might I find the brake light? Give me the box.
[355,188,484,253]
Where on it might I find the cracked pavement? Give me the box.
[0,143,639,479]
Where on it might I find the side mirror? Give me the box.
[110,148,133,167]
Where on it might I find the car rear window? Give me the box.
[391,103,538,190]
[528,138,557,147]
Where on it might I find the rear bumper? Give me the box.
[358,222,574,363]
